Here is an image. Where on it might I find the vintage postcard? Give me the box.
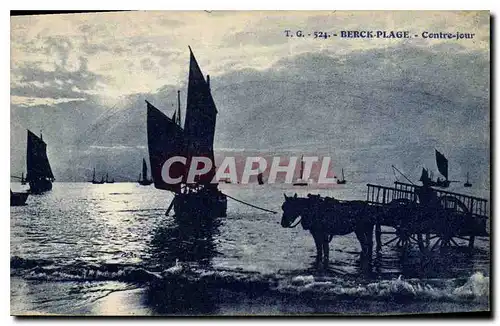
[10,11,490,316]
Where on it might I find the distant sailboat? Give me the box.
[90,168,105,184]
[138,158,153,186]
[105,173,115,184]
[257,172,264,185]
[464,172,472,187]
[336,168,346,184]
[293,156,308,186]
[435,149,451,188]
[26,130,54,194]
[20,172,26,185]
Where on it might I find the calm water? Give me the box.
[10,181,490,315]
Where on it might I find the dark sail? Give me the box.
[142,158,148,181]
[183,47,218,184]
[26,130,54,182]
[146,101,185,192]
[435,149,448,180]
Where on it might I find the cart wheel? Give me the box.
[417,232,464,254]
[379,198,417,251]
[434,195,475,250]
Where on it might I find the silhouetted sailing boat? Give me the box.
[105,173,115,184]
[257,172,264,185]
[26,130,54,194]
[20,172,26,185]
[337,168,346,184]
[90,168,105,184]
[464,172,472,187]
[147,47,227,218]
[293,156,308,186]
[138,158,153,186]
[435,149,450,188]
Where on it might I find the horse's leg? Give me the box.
[355,223,373,259]
[355,229,366,258]
[322,232,330,268]
[311,230,323,266]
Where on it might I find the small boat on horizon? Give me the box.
[90,168,105,184]
[336,168,346,184]
[464,172,472,187]
[105,173,115,184]
[138,158,153,186]
[257,172,264,185]
[293,155,308,186]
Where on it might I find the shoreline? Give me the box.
[11,277,489,316]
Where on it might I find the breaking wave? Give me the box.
[11,256,489,304]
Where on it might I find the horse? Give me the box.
[281,193,378,268]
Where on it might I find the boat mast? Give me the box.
[300,155,304,180]
[177,90,181,126]
[142,158,148,181]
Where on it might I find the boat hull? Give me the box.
[10,192,29,206]
[138,180,153,186]
[174,190,227,218]
[28,179,52,194]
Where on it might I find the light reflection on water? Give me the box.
[11,182,489,277]
[10,181,490,315]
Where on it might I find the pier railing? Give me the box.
[366,182,488,218]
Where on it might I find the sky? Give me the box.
[10,11,490,182]
[11,11,489,105]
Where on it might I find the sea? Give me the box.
[10,178,490,316]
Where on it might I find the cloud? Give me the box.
[11,56,109,103]
[140,58,156,71]
[44,36,73,68]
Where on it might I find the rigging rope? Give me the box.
[391,165,415,185]
[224,193,278,214]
